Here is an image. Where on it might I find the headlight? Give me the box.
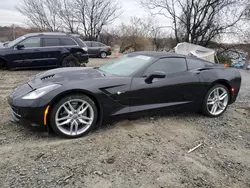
[22,84,61,99]
[82,47,88,52]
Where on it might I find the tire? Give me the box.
[62,55,81,67]
[202,84,230,117]
[0,60,6,70]
[100,52,107,59]
[49,94,98,138]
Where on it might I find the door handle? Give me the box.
[34,49,40,52]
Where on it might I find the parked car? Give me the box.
[232,63,244,69]
[8,52,241,138]
[84,41,112,58]
[0,32,89,70]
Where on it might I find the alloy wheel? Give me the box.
[206,87,229,116]
[100,52,107,58]
[55,99,94,136]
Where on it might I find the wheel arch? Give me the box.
[99,51,107,56]
[210,79,233,103]
[47,89,103,129]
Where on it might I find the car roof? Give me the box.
[23,32,80,38]
[84,41,102,43]
[129,51,186,58]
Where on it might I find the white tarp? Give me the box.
[174,42,215,63]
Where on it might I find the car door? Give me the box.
[85,42,94,56]
[91,42,102,56]
[40,37,62,67]
[129,57,203,115]
[6,37,43,68]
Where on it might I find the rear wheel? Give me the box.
[49,94,98,138]
[62,55,80,67]
[100,52,107,59]
[202,84,229,117]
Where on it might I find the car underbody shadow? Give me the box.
[97,111,202,131]
[8,111,203,139]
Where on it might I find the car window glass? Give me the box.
[84,42,91,47]
[84,41,91,47]
[187,59,206,70]
[92,42,100,47]
[99,55,155,76]
[144,58,187,76]
[98,42,105,47]
[43,38,61,47]
[61,38,77,46]
[19,37,41,48]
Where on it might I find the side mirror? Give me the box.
[3,42,9,47]
[16,44,25,50]
[144,71,166,84]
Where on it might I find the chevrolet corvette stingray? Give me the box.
[8,52,241,138]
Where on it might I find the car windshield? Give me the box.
[6,36,26,47]
[99,55,154,76]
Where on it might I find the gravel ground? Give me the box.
[0,59,250,188]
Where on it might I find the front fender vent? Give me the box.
[41,74,55,80]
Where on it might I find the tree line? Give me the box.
[13,0,250,63]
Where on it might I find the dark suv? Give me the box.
[0,32,89,70]
[84,41,112,58]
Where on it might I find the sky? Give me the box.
[0,0,152,26]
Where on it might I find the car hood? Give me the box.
[27,67,105,89]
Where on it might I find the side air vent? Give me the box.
[41,74,55,80]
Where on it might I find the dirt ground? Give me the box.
[0,59,250,188]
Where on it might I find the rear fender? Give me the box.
[60,47,87,65]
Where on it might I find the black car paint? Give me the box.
[8,52,241,131]
[0,33,89,69]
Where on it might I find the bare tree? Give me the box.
[141,0,246,46]
[75,0,122,40]
[18,0,62,31]
[118,17,153,52]
[57,0,80,33]
[240,3,250,69]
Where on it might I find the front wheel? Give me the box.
[202,84,230,117]
[49,94,98,138]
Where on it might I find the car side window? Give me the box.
[92,42,100,47]
[85,42,91,47]
[60,38,77,46]
[43,38,61,47]
[144,58,187,76]
[98,42,105,47]
[187,58,206,70]
[19,37,41,48]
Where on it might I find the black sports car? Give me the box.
[8,52,241,138]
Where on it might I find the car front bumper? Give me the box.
[8,97,48,131]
